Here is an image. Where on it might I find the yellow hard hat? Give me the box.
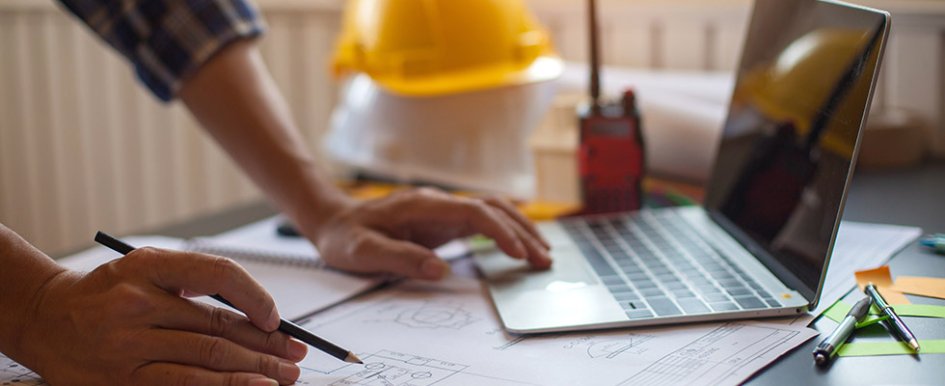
[739,29,880,156]
[331,0,563,97]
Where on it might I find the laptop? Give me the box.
[476,0,891,333]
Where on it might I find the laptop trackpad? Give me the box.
[476,245,599,291]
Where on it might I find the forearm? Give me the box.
[0,224,67,360]
[175,38,552,279]
[179,40,352,235]
[0,224,304,384]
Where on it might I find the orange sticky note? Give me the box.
[854,266,911,305]
[890,276,945,300]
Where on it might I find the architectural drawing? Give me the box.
[0,355,46,386]
[325,350,467,386]
[585,335,654,359]
[300,358,353,377]
[297,349,537,386]
[492,335,528,351]
[560,333,653,359]
[616,323,802,386]
[296,278,818,386]
[367,301,479,330]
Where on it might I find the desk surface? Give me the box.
[152,162,945,385]
[746,161,945,385]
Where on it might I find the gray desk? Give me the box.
[153,162,945,385]
[747,161,945,385]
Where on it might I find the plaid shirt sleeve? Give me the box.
[57,0,266,102]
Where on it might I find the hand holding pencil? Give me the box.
[15,237,307,386]
[93,232,362,362]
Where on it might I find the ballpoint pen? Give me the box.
[94,231,363,364]
[813,296,871,365]
[864,282,920,352]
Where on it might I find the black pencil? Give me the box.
[94,231,363,364]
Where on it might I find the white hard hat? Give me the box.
[324,73,558,198]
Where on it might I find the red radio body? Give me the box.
[578,90,645,214]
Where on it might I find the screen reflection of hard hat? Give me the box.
[738,29,879,157]
[325,0,564,197]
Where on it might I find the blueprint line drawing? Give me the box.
[300,349,535,386]
[301,359,352,376]
[394,302,478,330]
[616,323,801,386]
[586,335,654,359]
[561,334,653,359]
[365,301,479,330]
[327,350,466,386]
[295,278,818,386]
[491,334,527,351]
[484,327,532,352]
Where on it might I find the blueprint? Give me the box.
[0,276,816,386]
[293,277,817,386]
[18,218,922,384]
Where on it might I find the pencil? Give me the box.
[94,231,363,364]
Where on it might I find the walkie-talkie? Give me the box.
[577,0,645,215]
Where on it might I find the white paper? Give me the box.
[207,216,472,261]
[0,354,44,385]
[2,277,816,386]
[9,257,817,386]
[810,221,922,315]
[294,277,817,386]
[55,216,472,323]
[197,255,382,321]
[207,216,321,258]
[56,235,185,271]
[56,234,381,322]
[189,215,476,319]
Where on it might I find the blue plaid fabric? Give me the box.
[58,0,266,101]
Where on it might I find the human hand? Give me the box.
[311,187,552,280]
[19,248,307,386]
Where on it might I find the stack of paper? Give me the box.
[294,277,817,386]
[810,222,921,315]
[8,219,924,385]
[56,231,382,322]
[198,216,471,261]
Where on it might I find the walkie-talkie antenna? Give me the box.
[588,0,601,112]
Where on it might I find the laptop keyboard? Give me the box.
[560,211,781,320]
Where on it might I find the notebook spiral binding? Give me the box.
[185,239,327,270]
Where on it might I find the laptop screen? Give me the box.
[703,0,888,301]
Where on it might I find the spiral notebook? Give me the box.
[185,237,384,321]
[183,216,473,321]
[58,216,472,321]
[56,234,382,323]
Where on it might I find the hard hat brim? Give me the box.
[368,56,564,97]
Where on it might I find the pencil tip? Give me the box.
[345,352,363,364]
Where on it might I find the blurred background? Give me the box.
[1,0,943,256]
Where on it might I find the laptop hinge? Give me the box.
[707,211,817,304]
